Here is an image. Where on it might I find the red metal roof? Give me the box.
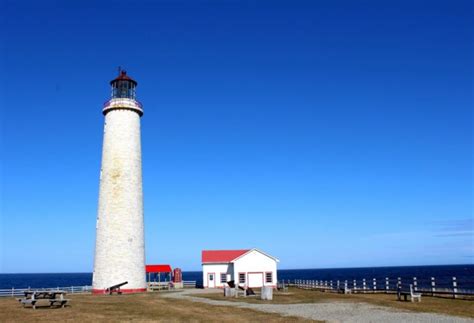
[146,264,172,273]
[202,250,250,263]
[110,70,137,85]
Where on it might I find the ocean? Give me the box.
[1,265,473,290]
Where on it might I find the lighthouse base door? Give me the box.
[248,272,263,288]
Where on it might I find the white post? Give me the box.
[431,277,436,296]
[397,277,401,291]
[12,287,14,297]
[353,279,357,291]
[385,277,389,293]
[344,280,348,291]
[452,277,457,299]
[413,277,417,292]
[330,280,333,290]
[337,280,340,289]
[373,278,376,292]
[363,278,366,292]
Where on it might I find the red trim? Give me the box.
[92,288,146,295]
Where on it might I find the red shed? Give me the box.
[146,264,172,283]
[146,265,172,273]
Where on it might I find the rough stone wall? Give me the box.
[93,105,146,291]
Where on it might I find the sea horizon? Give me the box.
[2,263,472,275]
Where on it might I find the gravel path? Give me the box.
[163,289,473,323]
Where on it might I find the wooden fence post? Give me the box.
[452,277,457,299]
[337,280,340,289]
[431,277,436,296]
[385,277,389,293]
[373,278,376,292]
[413,277,417,292]
[397,277,401,290]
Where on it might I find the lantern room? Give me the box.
[110,70,137,99]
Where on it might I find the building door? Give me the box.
[208,273,215,288]
[248,272,263,288]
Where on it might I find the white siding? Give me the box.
[232,250,277,288]
[202,264,232,288]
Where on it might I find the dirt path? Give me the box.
[163,289,473,323]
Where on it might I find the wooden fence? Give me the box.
[284,277,474,298]
[0,286,92,297]
[0,281,197,297]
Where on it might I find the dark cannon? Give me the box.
[106,281,128,295]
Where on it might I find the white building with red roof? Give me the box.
[201,248,279,288]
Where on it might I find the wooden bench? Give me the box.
[148,282,171,291]
[397,284,421,302]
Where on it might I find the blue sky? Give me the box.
[1,0,472,273]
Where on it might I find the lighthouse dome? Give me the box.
[110,70,137,86]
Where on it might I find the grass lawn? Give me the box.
[195,288,474,318]
[0,292,311,322]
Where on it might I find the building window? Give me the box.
[220,273,227,284]
[266,272,272,283]
[239,273,246,284]
[209,274,214,281]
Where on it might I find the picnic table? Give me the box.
[18,290,69,309]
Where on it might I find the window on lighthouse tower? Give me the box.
[111,70,137,100]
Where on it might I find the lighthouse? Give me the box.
[92,70,146,294]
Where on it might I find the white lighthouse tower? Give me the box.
[93,70,146,294]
